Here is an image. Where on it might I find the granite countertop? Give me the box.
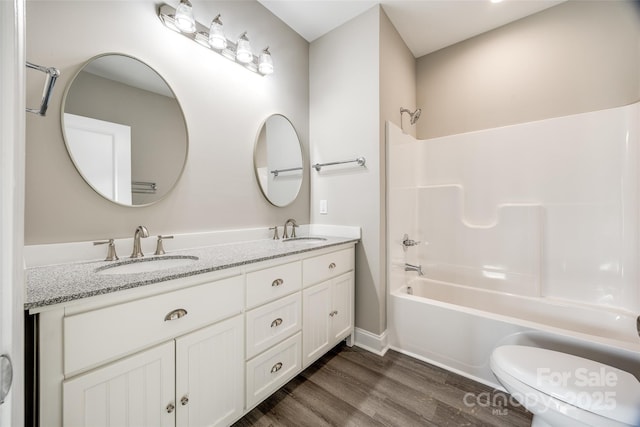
[25,236,358,310]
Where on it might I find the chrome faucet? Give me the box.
[282,218,298,239]
[131,225,149,258]
[404,263,423,276]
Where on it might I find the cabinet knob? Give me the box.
[270,318,283,328]
[181,395,189,406]
[328,262,336,269]
[271,362,283,373]
[164,308,188,321]
[166,402,175,413]
[271,278,284,287]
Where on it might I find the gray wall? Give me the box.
[310,6,416,336]
[417,0,640,139]
[310,6,382,335]
[25,0,309,244]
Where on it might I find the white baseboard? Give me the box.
[353,327,389,356]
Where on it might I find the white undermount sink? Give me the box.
[95,255,199,275]
[282,237,328,244]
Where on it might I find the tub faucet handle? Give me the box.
[402,234,420,251]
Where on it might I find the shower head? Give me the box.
[410,108,421,125]
[400,107,422,132]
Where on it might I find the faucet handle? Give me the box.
[154,235,174,256]
[94,239,119,261]
[402,234,420,251]
[269,226,280,240]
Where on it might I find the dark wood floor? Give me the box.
[233,344,532,427]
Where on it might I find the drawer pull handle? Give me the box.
[329,310,338,317]
[271,318,283,328]
[271,362,283,373]
[164,308,188,321]
[181,395,189,406]
[166,402,175,413]
[328,262,336,269]
[272,278,284,287]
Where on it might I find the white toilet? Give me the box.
[490,345,640,427]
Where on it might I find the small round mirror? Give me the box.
[62,53,188,206]
[253,114,304,207]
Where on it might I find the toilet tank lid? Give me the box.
[491,345,640,425]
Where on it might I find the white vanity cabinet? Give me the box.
[302,248,355,367]
[32,242,356,427]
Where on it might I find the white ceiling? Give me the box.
[258,0,564,58]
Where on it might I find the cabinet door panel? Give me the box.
[331,272,354,341]
[302,281,331,367]
[175,315,244,427]
[63,341,175,427]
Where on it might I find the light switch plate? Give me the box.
[320,199,328,215]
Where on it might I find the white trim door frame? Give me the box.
[0,0,25,426]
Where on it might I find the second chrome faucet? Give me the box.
[282,218,298,239]
[131,225,149,258]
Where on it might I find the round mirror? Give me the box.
[253,114,304,207]
[62,53,188,206]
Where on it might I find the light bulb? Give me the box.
[174,0,196,33]
[236,32,253,64]
[208,14,227,50]
[258,47,274,75]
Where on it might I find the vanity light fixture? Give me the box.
[208,14,226,50]
[158,3,274,76]
[173,0,196,33]
[236,32,253,64]
[258,47,274,75]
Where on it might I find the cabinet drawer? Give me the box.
[246,261,301,309]
[246,332,302,409]
[302,247,354,287]
[64,275,243,375]
[246,292,301,359]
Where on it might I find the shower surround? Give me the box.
[386,103,640,386]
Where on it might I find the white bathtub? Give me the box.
[388,277,640,389]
